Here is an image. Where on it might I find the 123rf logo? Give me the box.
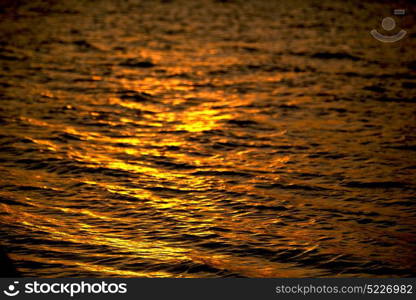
[3,281,127,297]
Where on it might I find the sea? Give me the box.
[0,0,415,277]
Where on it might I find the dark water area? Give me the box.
[0,0,415,277]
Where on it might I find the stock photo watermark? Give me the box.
[3,281,127,297]
[3,281,20,297]
[370,9,407,43]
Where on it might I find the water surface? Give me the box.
[0,0,415,277]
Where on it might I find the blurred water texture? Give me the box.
[0,0,415,277]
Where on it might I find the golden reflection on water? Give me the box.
[0,0,415,278]
[3,78,416,276]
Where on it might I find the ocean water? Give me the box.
[0,0,415,277]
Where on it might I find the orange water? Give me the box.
[0,0,415,277]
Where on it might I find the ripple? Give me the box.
[0,0,415,278]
